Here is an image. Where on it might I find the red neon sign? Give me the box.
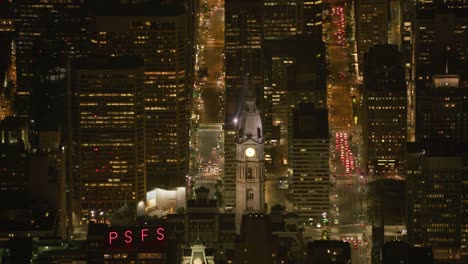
[106,226,166,249]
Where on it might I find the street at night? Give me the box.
[326,1,370,263]
[192,0,225,195]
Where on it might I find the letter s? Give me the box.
[156,227,165,241]
[124,230,133,244]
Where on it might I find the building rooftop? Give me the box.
[407,141,467,157]
[292,103,329,139]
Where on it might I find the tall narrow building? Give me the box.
[355,0,389,72]
[362,45,407,178]
[410,74,468,261]
[263,0,299,40]
[92,2,191,189]
[224,0,263,125]
[414,3,468,82]
[71,57,145,218]
[263,37,326,141]
[235,88,266,233]
[223,129,237,209]
[0,117,30,200]
[13,0,89,117]
[289,103,329,222]
[406,141,467,261]
[263,0,323,41]
[262,37,326,170]
[416,74,468,143]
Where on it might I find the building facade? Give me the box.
[224,0,263,126]
[416,74,468,143]
[71,57,145,218]
[414,5,468,83]
[362,45,407,177]
[406,142,467,260]
[13,0,89,117]
[263,0,323,41]
[289,103,329,222]
[355,0,389,72]
[0,117,30,199]
[235,89,266,233]
[92,3,191,189]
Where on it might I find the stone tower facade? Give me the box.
[235,86,266,233]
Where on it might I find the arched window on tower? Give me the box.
[247,188,254,201]
[247,167,253,179]
[257,127,262,138]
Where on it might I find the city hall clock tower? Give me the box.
[235,85,266,233]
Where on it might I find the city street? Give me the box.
[198,1,224,124]
[200,1,224,124]
[326,1,370,263]
[195,124,222,193]
[191,0,224,197]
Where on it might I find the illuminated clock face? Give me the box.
[193,258,203,264]
[245,147,256,157]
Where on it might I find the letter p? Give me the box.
[109,231,118,245]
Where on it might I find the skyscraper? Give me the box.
[0,116,30,199]
[289,103,329,222]
[223,129,237,209]
[362,45,407,178]
[416,74,468,143]
[263,37,327,137]
[413,5,468,82]
[299,0,323,38]
[355,0,389,72]
[406,141,467,261]
[224,0,263,126]
[264,0,299,40]
[263,0,323,40]
[71,57,145,218]
[263,37,326,170]
[13,0,89,117]
[92,2,192,189]
[410,75,468,262]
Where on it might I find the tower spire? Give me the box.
[446,45,450,74]
[244,74,254,100]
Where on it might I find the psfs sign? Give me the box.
[106,226,166,250]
